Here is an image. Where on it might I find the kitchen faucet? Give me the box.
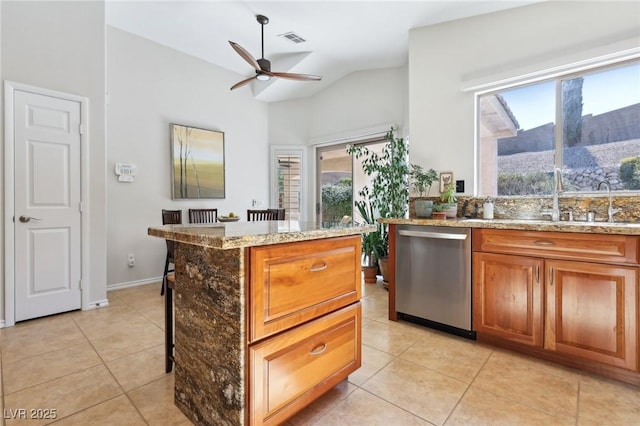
[541,167,564,221]
[597,180,621,223]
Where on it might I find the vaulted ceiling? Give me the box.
[106,1,540,103]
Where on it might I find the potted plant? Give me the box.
[348,127,409,286]
[409,164,438,218]
[355,199,385,283]
[431,203,448,220]
[435,182,458,218]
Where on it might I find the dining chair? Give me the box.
[268,208,286,220]
[188,208,218,223]
[247,209,279,221]
[161,209,182,296]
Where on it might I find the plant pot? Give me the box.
[445,205,458,218]
[432,212,447,220]
[378,257,390,287]
[414,200,433,218]
[362,265,378,284]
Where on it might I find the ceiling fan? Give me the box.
[229,14,322,90]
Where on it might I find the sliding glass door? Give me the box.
[316,138,387,225]
[316,144,352,226]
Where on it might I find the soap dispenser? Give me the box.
[483,198,494,219]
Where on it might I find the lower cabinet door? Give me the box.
[249,303,361,426]
[473,252,544,346]
[545,260,638,370]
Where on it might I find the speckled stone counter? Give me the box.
[147,221,374,426]
[379,217,640,235]
[148,220,375,249]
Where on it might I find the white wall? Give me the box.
[106,27,268,287]
[1,1,107,322]
[269,66,408,219]
[409,1,640,195]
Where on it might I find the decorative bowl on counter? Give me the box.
[218,216,240,222]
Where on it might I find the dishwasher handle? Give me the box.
[398,230,468,240]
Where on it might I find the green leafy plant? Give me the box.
[354,199,385,266]
[440,182,457,205]
[409,164,438,197]
[347,127,409,257]
[321,177,352,224]
[620,156,640,190]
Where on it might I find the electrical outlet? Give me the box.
[127,253,135,267]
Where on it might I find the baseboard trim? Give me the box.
[86,299,110,310]
[107,277,162,291]
[0,320,5,328]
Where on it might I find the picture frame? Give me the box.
[439,171,454,193]
[170,123,225,199]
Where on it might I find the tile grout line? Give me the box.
[441,346,495,425]
[471,351,581,421]
[70,313,151,425]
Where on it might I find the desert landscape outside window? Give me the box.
[478,60,640,196]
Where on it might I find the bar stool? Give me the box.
[247,209,279,221]
[189,208,218,223]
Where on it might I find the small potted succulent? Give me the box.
[409,164,438,218]
[434,182,458,219]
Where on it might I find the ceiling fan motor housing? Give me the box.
[257,58,271,72]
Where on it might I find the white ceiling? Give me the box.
[106,0,540,103]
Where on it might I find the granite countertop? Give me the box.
[379,217,640,235]
[148,221,376,249]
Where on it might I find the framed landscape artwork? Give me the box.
[170,124,225,199]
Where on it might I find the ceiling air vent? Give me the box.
[278,32,306,44]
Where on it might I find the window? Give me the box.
[478,60,640,196]
[271,147,304,220]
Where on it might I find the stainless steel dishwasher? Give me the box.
[395,225,474,339]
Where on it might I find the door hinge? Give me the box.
[79,279,83,290]
[79,202,83,212]
[79,123,84,135]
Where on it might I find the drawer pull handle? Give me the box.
[310,343,327,355]
[534,240,556,246]
[309,262,328,272]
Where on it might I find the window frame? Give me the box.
[475,56,640,196]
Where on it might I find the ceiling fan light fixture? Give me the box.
[229,14,321,91]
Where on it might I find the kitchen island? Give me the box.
[148,221,374,426]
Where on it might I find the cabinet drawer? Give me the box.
[473,229,639,264]
[249,236,361,342]
[249,303,361,426]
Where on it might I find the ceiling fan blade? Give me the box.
[230,75,257,91]
[229,41,261,72]
[270,72,322,81]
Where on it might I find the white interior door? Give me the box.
[13,89,82,322]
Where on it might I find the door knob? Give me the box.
[19,215,41,223]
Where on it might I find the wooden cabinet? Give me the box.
[249,303,361,426]
[545,259,637,370]
[473,252,543,347]
[473,229,639,380]
[248,235,362,425]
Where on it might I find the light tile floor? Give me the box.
[1,280,639,425]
